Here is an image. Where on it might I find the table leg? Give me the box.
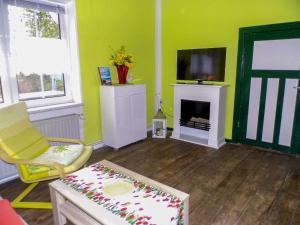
[50,187,67,225]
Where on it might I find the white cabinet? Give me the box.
[100,84,147,149]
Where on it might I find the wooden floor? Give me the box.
[1,137,300,225]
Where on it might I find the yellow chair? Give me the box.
[0,102,92,209]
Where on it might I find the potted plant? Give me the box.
[109,46,134,84]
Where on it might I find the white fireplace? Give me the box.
[171,84,227,149]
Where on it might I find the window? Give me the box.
[0,0,81,107]
[0,78,3,103]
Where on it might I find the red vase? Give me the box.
[116,65,129,84]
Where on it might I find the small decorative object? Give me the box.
[152,108,167,138]
[103,179,134,196]
[98,67,112,85]
[126,73,133,83]
[109,46,134,84]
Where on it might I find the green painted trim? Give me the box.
[239,21,300,34]
[232,32,255,142]
[242,139,293,153]
[233,21,300,155]
[251,70,300,77]
[225,139,233,143]
[291,86,300,155]
[232,28,246,143]
[243,78,299,156]
[273,79,286,146]
[256,78,267,142]
[232,21,300,143]
[238,33,255,142]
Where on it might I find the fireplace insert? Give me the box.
[180,100,211,131]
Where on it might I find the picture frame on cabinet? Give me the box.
[98,67,112,85]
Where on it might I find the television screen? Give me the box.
[177,48,226,82]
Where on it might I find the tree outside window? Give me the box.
[23,9,60,38]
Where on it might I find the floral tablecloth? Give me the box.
[61,162,184,225]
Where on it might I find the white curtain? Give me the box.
[13,37,67,75]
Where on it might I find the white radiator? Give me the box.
[0,162,18,184]
[0,114,84,184]
[34,114,83,140]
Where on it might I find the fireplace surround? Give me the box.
[171,84,227,149]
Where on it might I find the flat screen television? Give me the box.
[177,47,226,82]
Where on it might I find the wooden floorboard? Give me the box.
[1,137,300,225]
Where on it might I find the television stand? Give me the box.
[175,81,215,85]
[176,81,207,85]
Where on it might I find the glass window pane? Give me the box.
[0,78,3,103]
[16,73,66,100]
[252,39,300,70]
[8,6,60,39]
[23,9,37,37]
[43,74,65,98]
[37,11,60,39]
[17,72,42,100]
[8,6,36,37]
[8,4,67,103]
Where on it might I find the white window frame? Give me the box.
[0,77,4,103]
[0,0,82,108]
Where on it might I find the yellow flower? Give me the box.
[125,62,133,69]
[108,46,135,68]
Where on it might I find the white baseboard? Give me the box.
[90,127,152,151]
[91,140,105,150]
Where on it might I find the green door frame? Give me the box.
[232,21,300,155]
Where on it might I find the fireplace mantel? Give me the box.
[171,84,227,149]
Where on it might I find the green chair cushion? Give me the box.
[26,164,50,175]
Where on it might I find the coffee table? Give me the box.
[49,160,189,225]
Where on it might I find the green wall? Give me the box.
[76,0,300,144]
[162,0,300,139]
[76,0,155,144]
